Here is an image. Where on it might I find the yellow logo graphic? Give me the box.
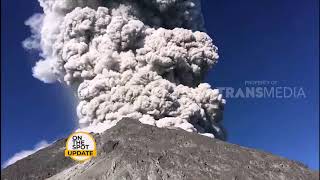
[65,132,97,162]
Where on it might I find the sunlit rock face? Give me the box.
[24,0,226,139]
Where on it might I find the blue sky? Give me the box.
[1,0,319,170]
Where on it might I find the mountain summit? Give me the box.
[2,119,318,180]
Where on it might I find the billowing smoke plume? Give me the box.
[24,0,226,139]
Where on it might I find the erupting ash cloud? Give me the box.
[24,0,226,139]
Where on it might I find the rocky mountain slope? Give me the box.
[2,119,318,180]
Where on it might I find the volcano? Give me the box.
[2,119,318,180]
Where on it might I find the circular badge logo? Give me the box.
[65,132,97,162]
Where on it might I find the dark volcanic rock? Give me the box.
[2,119,319,180]
[1,138,75,180]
